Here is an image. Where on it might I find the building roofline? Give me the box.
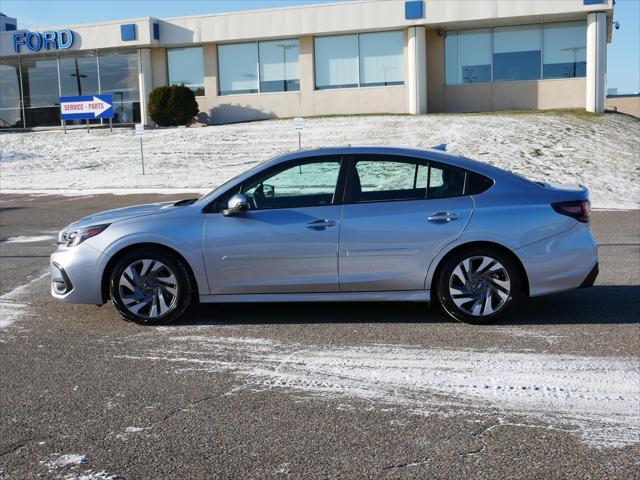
[161,0,360,22]
[5,1,361,31]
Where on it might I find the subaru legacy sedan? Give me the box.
[51,146,598,325]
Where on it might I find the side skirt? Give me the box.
[199,290,430,304]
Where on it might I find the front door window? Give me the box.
[240,159,341,210]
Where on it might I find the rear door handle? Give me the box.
[306,219,337,230]
[427,212,459,223]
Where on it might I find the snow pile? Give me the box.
[121,334,640,449]
[1,112,639,209]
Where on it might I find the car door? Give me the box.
[338,154,474,292]
[202,156,345,294]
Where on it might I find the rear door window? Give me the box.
[348,155,429,202]
[347,155,471,203]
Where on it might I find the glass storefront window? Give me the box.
[493,25,541,82]
[444,29,492,84]
[315,34,359,89]
[358,31,404,87]
[20,56,60,127]
[218,43,259,95]
[20,56,59,108]
[444,32,459,85]
[0,58,23,128]
[258,39,299,93]
[543,21,587,79]
[99,50,140,124]
[167,47,205,96]
[460,29,492,84]
[315,32,404,90]
[59,53,99,97]
[2,49,140,128]
[445,21,584,85]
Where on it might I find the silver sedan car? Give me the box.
[51,146,598,325]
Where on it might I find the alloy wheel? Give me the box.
[448,256,511,317]
[118,259,179,319]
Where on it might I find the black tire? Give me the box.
[109,247,193,325]
[436,247,522,325]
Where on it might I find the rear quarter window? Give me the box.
[466,172,494,195]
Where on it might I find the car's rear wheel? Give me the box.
[436,248,521,325]
[109,248,193,325]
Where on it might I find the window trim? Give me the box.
[204,155,348,214]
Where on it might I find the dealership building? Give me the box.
[0,0,614,129]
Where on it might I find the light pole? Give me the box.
[276,43,297,91]
[561,46,586,78]
[69,57,87,95]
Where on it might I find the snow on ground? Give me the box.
[120,333,640,449]
[0,235,54,244]
[1,112,638,209]
[0,271,49,329]
[40,453,89,471]
[39,453,121,480]
[64,472,122,480]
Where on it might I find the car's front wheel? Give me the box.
[437,248,521,325]
[109,248,193,325]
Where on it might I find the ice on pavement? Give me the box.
[1,112,638,209]
[119,333,640,449]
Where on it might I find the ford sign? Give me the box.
[13,29,74,53]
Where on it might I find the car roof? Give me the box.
[272,146,512,179]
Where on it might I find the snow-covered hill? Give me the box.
[1,112,638,209]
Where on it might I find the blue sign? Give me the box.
[60,94,114,120]
[405,1,424,20]
[13,29,74,53]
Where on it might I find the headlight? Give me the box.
[58,224,110,247]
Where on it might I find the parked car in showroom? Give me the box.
[51,146,598,325]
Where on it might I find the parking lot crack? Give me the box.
[382,458,429,471]
[0,436,50,458]
[156,393,226,425]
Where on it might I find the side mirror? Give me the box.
[222,193,249,216]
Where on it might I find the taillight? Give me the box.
[552,200,591,223]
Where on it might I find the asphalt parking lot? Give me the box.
[1,193,639,480]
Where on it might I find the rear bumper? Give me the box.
[579,262,599,289]
[516,224,598,297]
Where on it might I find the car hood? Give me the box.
[65,201,177,230]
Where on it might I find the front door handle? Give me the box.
[427,212,459,223]
[306,219,337,230]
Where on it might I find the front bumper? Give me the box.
[50,243,105,305]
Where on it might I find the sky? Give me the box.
[2,0,639,94]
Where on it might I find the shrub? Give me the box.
[148,85,199,126]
